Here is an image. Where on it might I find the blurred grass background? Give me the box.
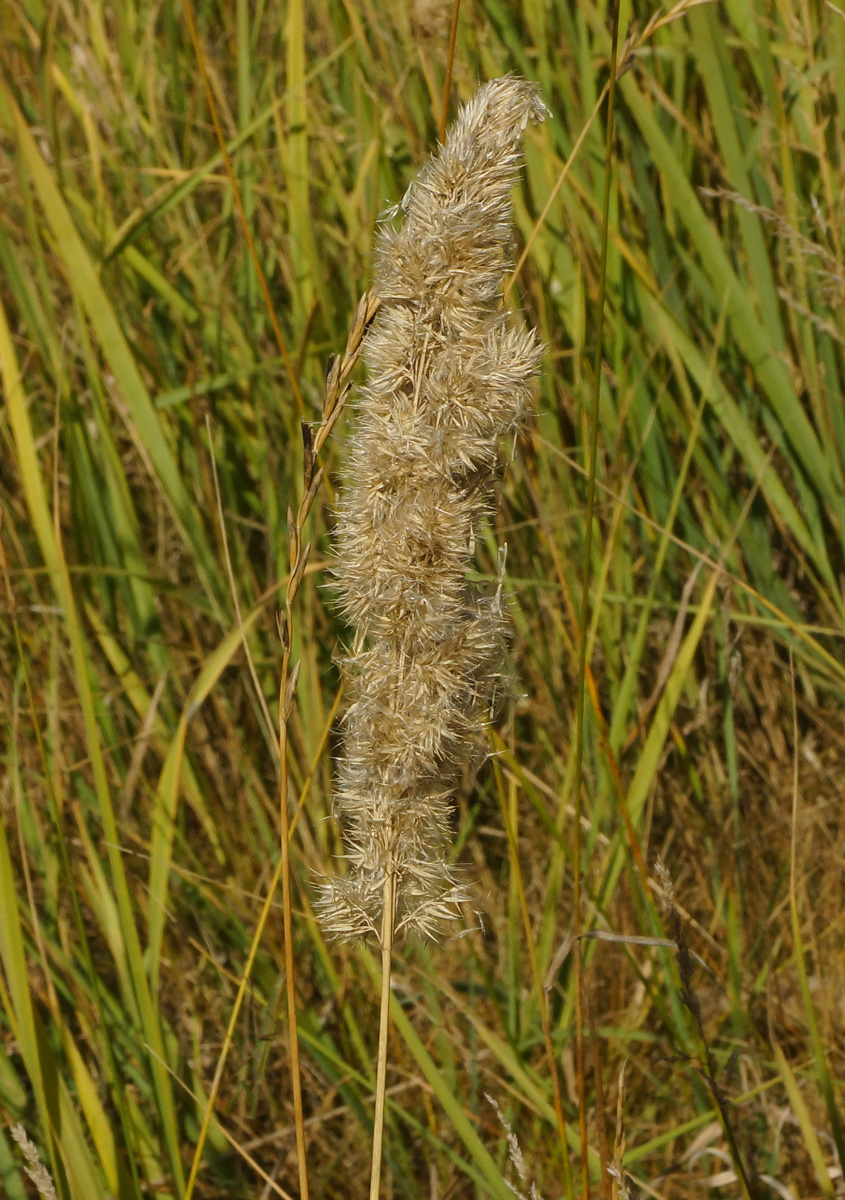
[2,0,845,1196]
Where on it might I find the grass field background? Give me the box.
[2,0,845,1196]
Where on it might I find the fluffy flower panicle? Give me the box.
[318,77,548,941]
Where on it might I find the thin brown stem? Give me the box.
[572,6,620,1198]
[438,0,461,143]
[369,861,396,1200]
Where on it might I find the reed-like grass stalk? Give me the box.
[318,74,548,1195]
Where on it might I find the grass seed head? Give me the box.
[318,76,548,941]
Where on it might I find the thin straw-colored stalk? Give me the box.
[278,622,309,1200]
[369,856,396,1200]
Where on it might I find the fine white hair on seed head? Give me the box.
[317,76,548,942]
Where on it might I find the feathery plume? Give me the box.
[319,76,549,941]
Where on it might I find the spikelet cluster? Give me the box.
[11,1126,58,1200]
[319,77,549,941]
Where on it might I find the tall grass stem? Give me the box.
[438,0,462,143]
[369,858,396,1200]
[572,5,620,1195]
[278,657,310,1200]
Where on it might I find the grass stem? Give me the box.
[438,0,462,143]
[279,672,310,1200]
[369,860,396,1200]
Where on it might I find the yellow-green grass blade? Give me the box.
[773,1045,836,1198]
[102,37,354,261]
[0,1036,27,1117]
[72,815,140,1029]
[7,558,155,1200]
[66,188,201,325]
[0,1126,28,1200]
[691,7,784,350]
[280,0,332,329]
[421,967,559,1126]
[70,293,161,641]
[0,813,113,1200]
[0,813,62,1189]
[0,227,159,643]
[604,33,845,531]
[622,1074,782,1165]
[12,207,159,616]
[790,886,845,1169]
[608,307,724,754]
[49,1074,109,1200]
[146,601,264,990]
[296,1019,417,1191]
[533,430,845,687]
[646,294,836,593]
[153,357,288,411]
[54,1045,115,1200]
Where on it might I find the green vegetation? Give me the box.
[2,0,845,1197]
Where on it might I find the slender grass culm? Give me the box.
[317,76,548,1196]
